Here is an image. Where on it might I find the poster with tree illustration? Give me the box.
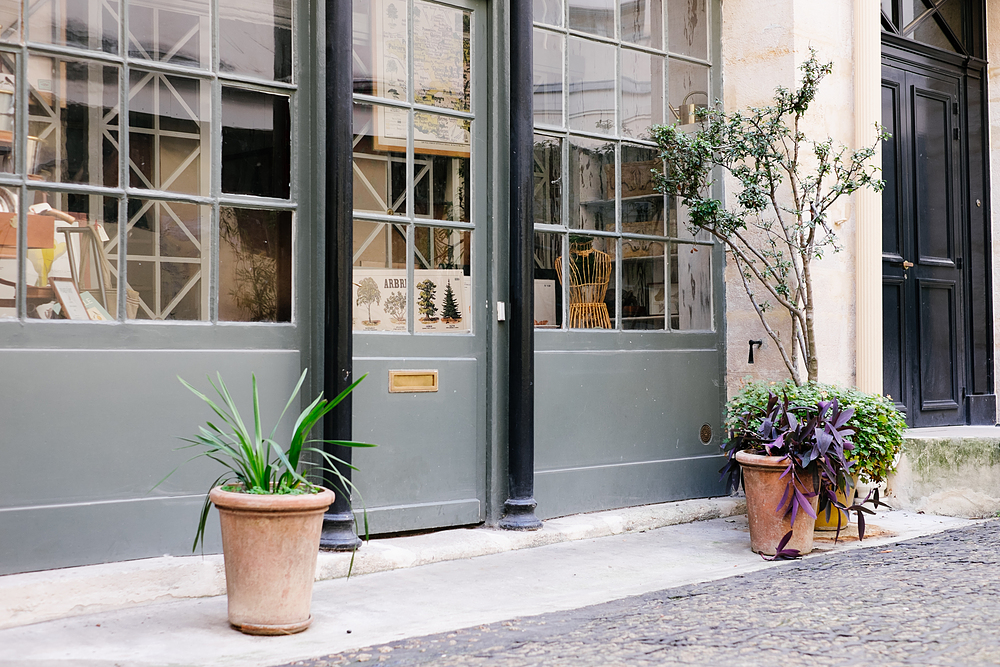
[384,290,406,324]
[351,268,468,332]
[441,282,461,323]
[352,268,407,331]
[415,270,469,333]
[417,279,438,322]
[356,277,382,326]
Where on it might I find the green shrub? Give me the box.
[726,380,907,484]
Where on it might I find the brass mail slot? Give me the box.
[388,370,438,393]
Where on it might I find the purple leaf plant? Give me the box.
[720,392,891,558]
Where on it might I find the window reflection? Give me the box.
[222,88,291,199]
[28,56,120,187]
[27,0,118,54]
[413,1,471,112]
[671,242,712,330]
[129,0,210,70]
[353,0,408,100]
[621,0,663,49]
[220,0,292,82]
[622,239,664,330]
[668,0,708,60]
[219,208,292,322]
[569,136,614,232]
[568,0,615,38]
[568,37,615,134]
[129,71,210,197]
[0,6,19,43]
[0,60,16,175]
[533,29,563,128]
[621,50,664,139]
[413,112,471,223]
[126,199,209,320]
[533,134,562,226]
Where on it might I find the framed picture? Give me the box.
[49,276,90,320]
[372,0,472,157]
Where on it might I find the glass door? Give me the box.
[349,0,487,533]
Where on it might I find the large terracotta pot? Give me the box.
[209,486,335,635]
[736,451,819,556]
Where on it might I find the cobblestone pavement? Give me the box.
[276,520,1000,667]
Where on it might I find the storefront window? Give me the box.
[532,0,714,331]
[0,1,296,323]
[352,0,477,335]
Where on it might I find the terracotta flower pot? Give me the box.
[209,486,335,635]
[735,451,819,556]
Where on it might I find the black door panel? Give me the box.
[882,62,966,426]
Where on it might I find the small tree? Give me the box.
[441,281,461,321]
[651,51,885,385]
[417,279,438,321]
[356,277,382,323]
[384,290,406,322]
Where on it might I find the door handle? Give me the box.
[902,260,914,269]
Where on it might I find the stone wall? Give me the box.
[720,0,861,396]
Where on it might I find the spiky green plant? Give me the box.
[158,369,373,552]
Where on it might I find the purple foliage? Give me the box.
[721,392,890,549]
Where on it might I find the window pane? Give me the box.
[569,0,614,38]
[27,0,118,54]
[620,144,664,236]
[28,56,120,187]
[222,88,291,199]
[219,208,292,322]
[0,59,16,175]
[1,190,118,320]
[0,6,20,43]
[129,71,210,197]
[220,0,292,83]
[533,29,563,127]
[125,199,209,321]
[128,1,210,70]
[533,134,562,226]
[353,220,408,332]
[568,37,615,134]
[621,0,663,49]
[413,226,471,333]
[622,238,664,330]
[534,0,563,26]
[621,49,664,140]
[353,102,407,217]
[668,0,708,61]
[413,1,471,112]
[569,136,614,232]
[413,112,471,223]
[670,242,711,330]
[353,0,408,101]
[669,58,709,126]
[533,231,563,328]
[562,235,615,328]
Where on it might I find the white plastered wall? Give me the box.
[720,0,861,395]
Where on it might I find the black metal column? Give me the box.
[499,0,542,531]
[320,0,361,550]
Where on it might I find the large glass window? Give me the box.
[352,0,476,334]
[532,0,713,331]
[0,1,295,323]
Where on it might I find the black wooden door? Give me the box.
[882,63,966,426]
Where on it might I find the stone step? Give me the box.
[887,426,1000,518]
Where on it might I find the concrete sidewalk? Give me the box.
[0,500,974,667]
